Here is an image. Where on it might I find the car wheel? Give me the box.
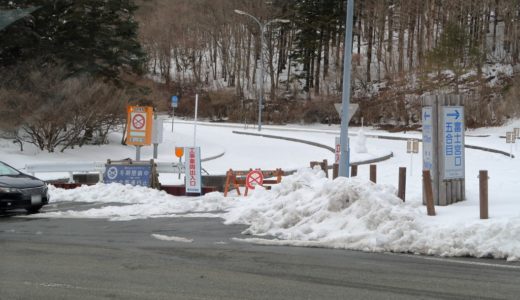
[26,205,43,214]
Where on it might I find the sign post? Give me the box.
[126,106,153,161]
[422,94,465,206]
[406,139,419,176]
[175,147,184,179]
[171,96,179,132]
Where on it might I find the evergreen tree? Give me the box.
[0,0,145,80]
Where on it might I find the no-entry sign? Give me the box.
[126,106,153,146]
[246,170,264,190]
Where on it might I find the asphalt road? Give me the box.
[1,203,519,300]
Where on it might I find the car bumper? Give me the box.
[0,190,49,211]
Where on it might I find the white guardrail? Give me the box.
[24,162,184,183]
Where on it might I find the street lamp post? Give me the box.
[234,9,289,132]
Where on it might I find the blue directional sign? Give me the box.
[442,106,464,179]
[104,164,152,187]
[422,107,433,171]
[171,95,179,108]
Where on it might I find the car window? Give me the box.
[0,162,20,176]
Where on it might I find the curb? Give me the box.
[232,131,394,166]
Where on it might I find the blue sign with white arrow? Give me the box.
[443,106,465,179]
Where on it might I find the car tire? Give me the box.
[26,205,43,214]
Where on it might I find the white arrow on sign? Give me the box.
[334,103,359,123]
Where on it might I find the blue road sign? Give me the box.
[443,106,464,179]
[104,164,152,187]
[171,96,179,108]
[422,107,433,171]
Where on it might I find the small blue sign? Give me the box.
[422,107,433,171]
[171,96,179,108]
[104,164,152,187]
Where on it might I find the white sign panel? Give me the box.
[184,147,202,193]
[152,118,164,144]
[334,103,359,123]
[422,107,433,171]
[442,106,464,179]
[335,136,340,163]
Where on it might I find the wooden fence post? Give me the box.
[310,161,319,169]
[480,170,488,219]
[397,167,406,202]
[370,164,377,183]
[423,170,436,216]
[320,159,329,178]
[351,165,358,177]
[332,163,339,179]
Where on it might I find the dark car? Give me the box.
[0,161,49,214]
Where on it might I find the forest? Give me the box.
[1,0,520,151]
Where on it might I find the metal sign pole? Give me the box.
[193,94,199,147]
[171,106,175,133]
[153,114,158,159]
[338,0,355,177]
[136,146,141,161]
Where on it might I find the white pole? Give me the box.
[194,93,199,147]
[172,103,175,132]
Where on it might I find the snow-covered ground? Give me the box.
[4,119,520,261]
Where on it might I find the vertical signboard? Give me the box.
[184,147,202,194]
[335,137,341,164]
[152,118,164,144]
[442,106,465,179]
[126,106,153,146]
[422,107,433,171]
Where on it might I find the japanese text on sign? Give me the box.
[104,164,152,187]
[443,107,464,179]
[422,107,433,171]
[184,147,201,193]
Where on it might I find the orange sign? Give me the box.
[175,147,184,158]
[126,106,153,146]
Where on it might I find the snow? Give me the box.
[151,234,193,243]
[3,120,520,261]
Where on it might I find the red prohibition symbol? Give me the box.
[246,170,264,190]
[132,113,146,129]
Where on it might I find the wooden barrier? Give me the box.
[480,170,489,219]
[224,169,284,197]
[370,164,377,183]
[423,170,436,216]
[398,167,406,202]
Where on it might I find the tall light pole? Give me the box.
[338,0,355,177]
[234,9,289,132]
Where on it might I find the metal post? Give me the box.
[153,114,158,159]
[194,94,198,147]
[136,146,141,161]
[259,24,265,132]
[338,0,355,177]
[172,104,175,132]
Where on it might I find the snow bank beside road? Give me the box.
[224,168,520,261]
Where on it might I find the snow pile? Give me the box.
[354,128,368,153]
[46,183,234,221]
[224,168,520,261]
